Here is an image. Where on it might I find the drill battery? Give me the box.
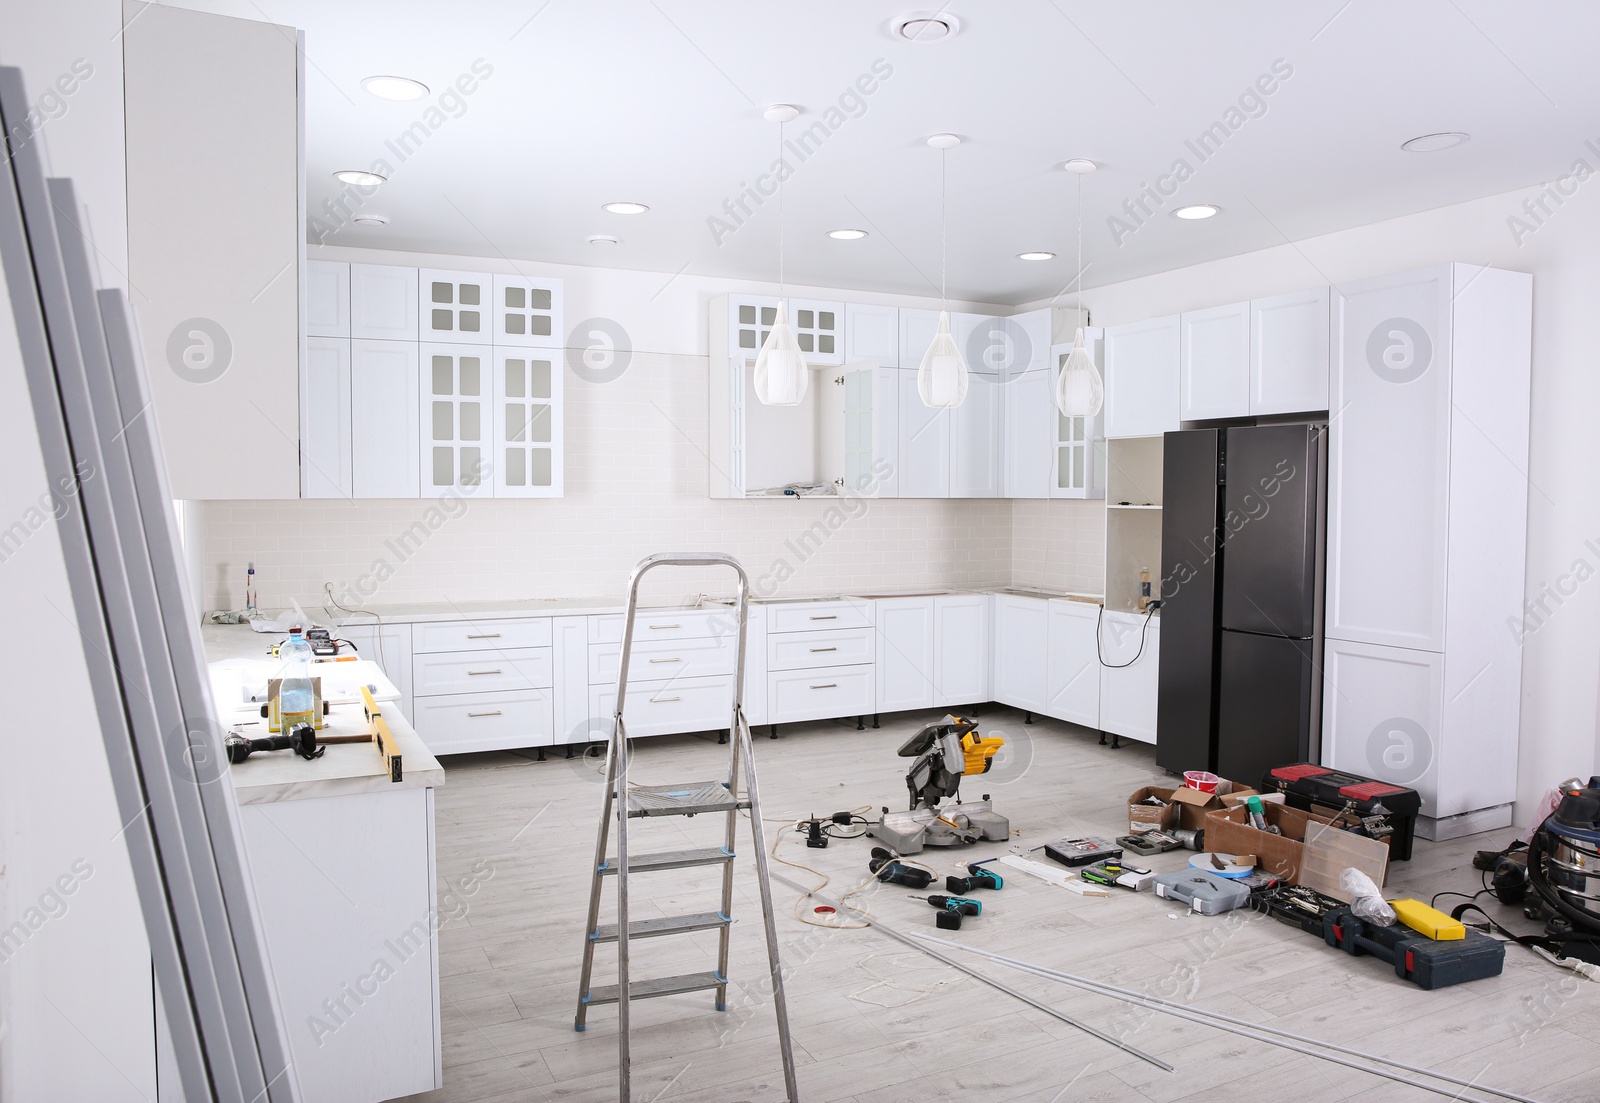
[1262,764,1421,862]
[1321,907,1504,989]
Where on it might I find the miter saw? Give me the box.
[866,715,1010,854]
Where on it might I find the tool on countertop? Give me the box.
[1263,764,1420,861]
[945,863,1003,894]
[1080,858,1155,892]
[911,894,983,930]
[1042,836,1123,867]
[866,715,1009,854]
[226,721,324,764]
[868,847,934,889]
[1117,831,1181,857]
[360,685,403,783]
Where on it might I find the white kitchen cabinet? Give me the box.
[950,373,1002,497]
[1179,302,1250,421]
[770,627,874,671]
[899,308,942,369]
[934,594,990,704]
[413,647,555,698]
[769,666,874,724]
[1046,600,1100,729]
[590,633,737,684]
[409,614,556,754]
[845,303,898,364]
[301,337,352,498]
[991,594,1049,715]
[419,269,492,344]
[1003,366,1053,499]
[1104,314,1179,438]
[1250,286,1330,414]
[722,294,783,359]
[306,259,350,337]
[963,309,1048,376]
[897,371,951,498]
[590,675,735,738]
[789,299,845,365]
[491,273,563,348]
[337,620,414,721]
[875,598,936,712]
[843,366,899,497]
[419,344,490,494]
[413,689,556,753]
[351,339,421,498]
[1097,611,1159,744]
[552,615,597,746]
[350,263,419,341]
[492,349,563,497]
[1322,637,1444,816]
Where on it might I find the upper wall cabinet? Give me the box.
[1179,303,1250,421]
[789,299,845,365]
[420,269,492,344]
[845,303,898,364]
[420,343,490,495]
[352,340,421,498]
[1250,287,1330,415]
[1104,315,1180,438]
[306,260,351,338]
[351,263,419,341]
[493,349,564,496]
[492,274,564,348]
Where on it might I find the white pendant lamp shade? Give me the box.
[753,304,809,406]
[1055,327,1104,418]
[917,311,969,409]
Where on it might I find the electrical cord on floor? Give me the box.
[766,812,939,930]
[1095,602,1159,669]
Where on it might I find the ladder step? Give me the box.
[590,911,730,944]
[584,970,725,1007]
[598,847,735,875]
[626,780,747,817]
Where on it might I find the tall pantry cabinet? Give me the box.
[1321,264,1532,839]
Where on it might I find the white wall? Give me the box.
[1036,179,1600,825]
[0,6,156,1099]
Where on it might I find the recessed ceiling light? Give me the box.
[1173,204,1220,220]
[361,75,429,101]
[827,228,868,240]
[1018,251,1055,261]
[926,133,961,149]
[587,234,620,246]
[333,169,387,186]
[1062,158,1098,174]
[891,12,962,42]
[601,201,649,215]
[1401,131,1470,152]
[352,214,389,226]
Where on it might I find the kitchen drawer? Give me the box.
[769,664,875,724]
[412,647,553,696]
[588,674,734,739]
[587,633,738,683]
[767,627,873,671]
[411,689,554,754]
[589,608,729,645]
[765,600,873,634]
[412,617,552,653]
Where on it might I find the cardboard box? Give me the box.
[1127,782,1258,835]
[1205,803,1388,892]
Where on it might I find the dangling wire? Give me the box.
[1075,170,1084,320]
[778,119,786,301]
[940,146,948,306]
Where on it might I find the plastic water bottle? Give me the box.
[277,627,316,731]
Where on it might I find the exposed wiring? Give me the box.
[323,581,388,673]
[1095,602,1158,669]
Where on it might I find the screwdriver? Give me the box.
[909,894,983,930]
[945,863,1003,894]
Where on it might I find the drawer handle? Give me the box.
[467,669,502,676]
[468,710,503,718]
[649,624,680,630]
[809,646,837,653]
[651,695,681,703]
[810,683,838,690]
[808,615,838,621]
[466,632,501,639]
[648,657,682,664]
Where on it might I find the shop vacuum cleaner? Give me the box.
[1475,777,1600,963]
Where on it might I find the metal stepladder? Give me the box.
[575,553,800,1102]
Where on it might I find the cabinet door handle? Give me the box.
[466,632,501,639]
[467,669,502,676]
[651,695,681,704]
[648,656,682,664]
[649,624,680,630]
[809,683,838,690]
[808,615,838,621]
[467,710,502,718]
[809,646,837,653]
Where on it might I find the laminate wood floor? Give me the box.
[400,708,1600,1103]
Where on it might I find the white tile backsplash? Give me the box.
[200,351,1105,613]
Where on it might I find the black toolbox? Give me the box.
[1262,764,1421,861]
[1321,908,1505,989]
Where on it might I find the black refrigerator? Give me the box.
[1155,423,1327,784]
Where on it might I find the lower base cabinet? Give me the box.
[769,664,874,724]
[411,689,555,754]
[1321,636,1444,817]
[589,674,736,737]
[1046,600,1101,728]
[1097,611,1161,744]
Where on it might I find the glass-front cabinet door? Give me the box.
[493,350,563,497]
[421,344,489,493]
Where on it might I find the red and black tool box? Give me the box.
[1262,764,1420,861]
[1321,908,1504,989]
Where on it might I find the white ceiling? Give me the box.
[177,0,1600,305]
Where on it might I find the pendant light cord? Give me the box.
[778,120,786,300]
[940,147,948,306]
[1075,171,1084,320]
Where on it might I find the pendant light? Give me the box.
[1055,159,1104,418]
[918,133,969,409]
[753,105,809,406]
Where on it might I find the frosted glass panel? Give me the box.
[505,448,525,486]
[432,401,452,440]
[506,360,525,398]
[460,359,480,395]
[528,405,551,443]
[432,356,451,394]
[460,402,480,442]
[432,281,452,304]
[461,448,481,483]
[459,283,480,306]
[431,308,452,331]
[530,314,551,336]
[529,449,552,486]
[506,406,526,443]
[432,447,452,485]
[529,360,551,398]
[529,288,551,310]
[459,310,480,332]
[505,286,524,308]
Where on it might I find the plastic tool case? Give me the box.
[1262,764,1421,861]
[1153,869,1250,915]
[1321,908,1505,989]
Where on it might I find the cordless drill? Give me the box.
[869,847,932,890]
[911,894,982,930]
[945,863,1003,894]
[226,722,325,764]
